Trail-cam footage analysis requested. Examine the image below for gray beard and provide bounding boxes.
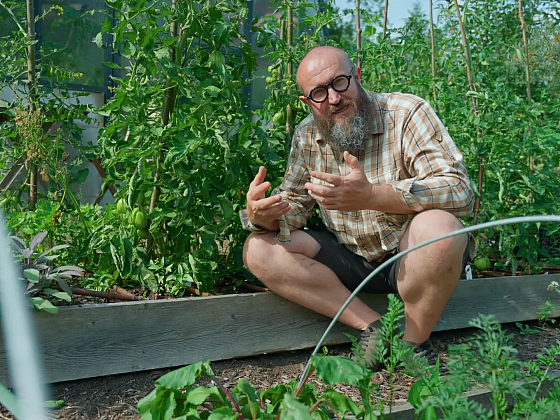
[313,88,375,154]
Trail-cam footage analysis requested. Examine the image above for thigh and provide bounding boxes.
[306,230,397,294]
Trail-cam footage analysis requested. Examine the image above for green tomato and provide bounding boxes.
[474,256,492,271]
[136,193,145,206]
[137,228,150,239]
[0,198,9,207]
[272,111,286,125]
[134,210,149,229]
[268,64,276,73]
[116,198,126,214]
[265,76,276,84]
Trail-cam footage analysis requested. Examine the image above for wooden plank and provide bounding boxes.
[435,274,560,331]
[0,274,559,384]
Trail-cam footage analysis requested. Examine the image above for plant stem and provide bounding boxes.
[382,0,389,40]
[355,0,361,68]
[453,0,482,223]
[211,376,245,419]
[518,0,534,190]
[429,0,437,105]
[518,0,532,103]
[26,0,38,210]
[285,0,294,153]
[148,0,179,252]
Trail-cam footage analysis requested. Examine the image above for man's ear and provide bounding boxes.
[355,66,362,84]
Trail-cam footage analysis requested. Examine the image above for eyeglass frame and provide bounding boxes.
[304,67,355,104]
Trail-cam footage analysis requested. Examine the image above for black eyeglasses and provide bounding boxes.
[305,67,355,103]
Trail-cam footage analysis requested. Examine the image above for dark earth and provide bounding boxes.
[1,318,559,420]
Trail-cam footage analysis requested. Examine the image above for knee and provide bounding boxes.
[242,232,278,275]
[408,210,467,255]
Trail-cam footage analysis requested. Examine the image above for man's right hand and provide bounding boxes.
[246,166,290,231]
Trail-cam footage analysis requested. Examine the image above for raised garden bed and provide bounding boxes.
[1,274,559,384]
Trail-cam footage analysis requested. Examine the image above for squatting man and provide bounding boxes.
[240,46,474,370]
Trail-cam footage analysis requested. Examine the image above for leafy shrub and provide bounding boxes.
[9,230,83,313]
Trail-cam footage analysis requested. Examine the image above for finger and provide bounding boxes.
[250,166,267,188]
[309,171,342,187]
[254,201,290,222]
[265,202,291,218]
[343,151,362,171]
[248,180,271,200]
[308,191,329,206]
[305,182,336,197]
[252,194,284,209]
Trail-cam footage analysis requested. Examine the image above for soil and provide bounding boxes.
[1,319,558,420]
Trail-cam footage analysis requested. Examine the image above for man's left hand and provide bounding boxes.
[305,151,374,211]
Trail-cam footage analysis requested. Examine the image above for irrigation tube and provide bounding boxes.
[298,215,560,387]
[0,213,48,420]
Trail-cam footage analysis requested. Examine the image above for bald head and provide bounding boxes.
[297,46,354,94]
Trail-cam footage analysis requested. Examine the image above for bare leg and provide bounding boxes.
[397,210,467,344]
[243,230,381,330]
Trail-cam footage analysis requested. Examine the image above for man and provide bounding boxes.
[240,46,474,370]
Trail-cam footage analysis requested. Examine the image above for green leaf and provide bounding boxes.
[408,378,433,408]
[312,355,370,386]
[122,238,134,278]
[0,382,22,418]
[208,406,236,419]
[320,389,361,416]
[43,288,71,302]
[138,388,176,420]
[45,400,65,409]
[73,168,89,185]
[219,197,233,219]
[185,386,215,405]
[93,32,104,49]
[202,207,214,224]
[420,405,438,420]
[155,362,213,390]
[31,297,58,314]
[279,394,313,420]
[204,85,221,98]
[24,268,41,283]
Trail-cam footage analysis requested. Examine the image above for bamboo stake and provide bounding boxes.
[429,0,437,105]
[26,0,37,209]
[453,0,482,223]
[148,0,179,252]
[355,0,361,68]
[518,0,532,102]
[382,0,389,41]
[518,0,534,180]
[285,1,294,148]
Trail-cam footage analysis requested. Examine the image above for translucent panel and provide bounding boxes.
[40,0,105,87]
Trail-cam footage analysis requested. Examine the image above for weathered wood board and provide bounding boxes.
[1,274,559,384]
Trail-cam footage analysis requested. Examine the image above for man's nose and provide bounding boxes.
[328,87,342,105]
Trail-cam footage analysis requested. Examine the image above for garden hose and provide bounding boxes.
[0,213,48,420]
[298,215,560,388]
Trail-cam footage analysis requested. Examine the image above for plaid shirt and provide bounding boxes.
[274,92,474,262]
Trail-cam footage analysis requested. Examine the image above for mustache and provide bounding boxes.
[329,99,350,114]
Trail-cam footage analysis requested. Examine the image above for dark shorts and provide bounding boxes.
[307,229,471,294]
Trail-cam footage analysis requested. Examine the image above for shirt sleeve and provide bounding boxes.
[274,130,317,242]
[387,99,474,218]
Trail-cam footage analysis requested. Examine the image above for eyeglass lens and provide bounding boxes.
[311,75,351,102]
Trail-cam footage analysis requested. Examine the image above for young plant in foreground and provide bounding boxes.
[10,230,83,313]
[137,357,375,419]
[410,314,560,419]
